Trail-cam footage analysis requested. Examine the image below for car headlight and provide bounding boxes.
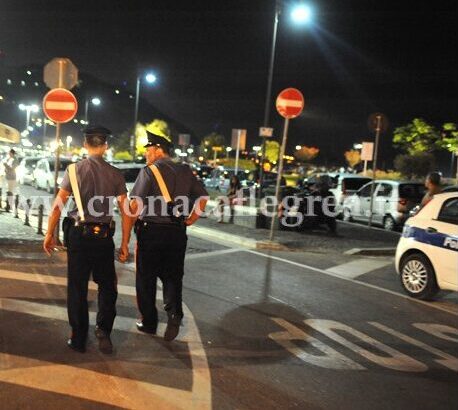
[402,224,411,237]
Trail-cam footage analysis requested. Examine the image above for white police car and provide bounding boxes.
[395,192,458,300]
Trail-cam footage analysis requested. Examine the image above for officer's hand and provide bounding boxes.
[118,244,129,263]
[43,234,56,256]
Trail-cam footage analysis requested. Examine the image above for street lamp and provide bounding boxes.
[260,1,313,194]
[84,96,102,124]
[132,71,157,159]
[18,103,39,131]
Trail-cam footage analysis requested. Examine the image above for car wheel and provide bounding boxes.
[383,215,396,231]
[343,207,352,222]
[399,253,438,300]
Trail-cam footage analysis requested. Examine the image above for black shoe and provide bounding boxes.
[67,338,86,353]
[94,327,113,354]
[136,321,157,335]
[164,317,181,342]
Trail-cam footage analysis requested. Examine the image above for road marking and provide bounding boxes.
[246,250,458,317]
[325,258,393,279]
[0,269,212,409]
[370,322,458,371]
[186,248,243,260]
[269,318,364,370]
[413,323,458,343]
[306,319,427,372]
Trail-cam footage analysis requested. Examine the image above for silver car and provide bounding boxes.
[342,180,426,230]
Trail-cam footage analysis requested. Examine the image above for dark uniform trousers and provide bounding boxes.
[67,225,118,344]
[136,223,187,329]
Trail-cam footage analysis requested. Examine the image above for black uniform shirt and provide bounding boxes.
[130,158,208,223]
[60,155,127,223]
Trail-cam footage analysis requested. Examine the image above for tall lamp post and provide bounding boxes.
[259,1,313,194]
[131,72,157,160]
[84,97,101,124]
[18,103,39,131]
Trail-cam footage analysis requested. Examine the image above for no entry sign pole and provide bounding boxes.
[269,88,304,242]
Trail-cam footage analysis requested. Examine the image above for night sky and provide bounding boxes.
[1,0,457,166]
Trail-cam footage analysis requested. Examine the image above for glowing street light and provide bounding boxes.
[18,103,39,131]
[132,71,158,158]
[295,145,302,150]
[291,4,313,24]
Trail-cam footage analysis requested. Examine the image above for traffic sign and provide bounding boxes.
[259,127,274,137]
[43,88,78,123]
[276,88,304,119]
[44,58,78,90]
[368,113,389,133]
[361,142,374,161]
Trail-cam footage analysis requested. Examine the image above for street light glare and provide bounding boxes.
[18,104,26,111]
[31,105,39,112]
[291,4,312,24]
[145,73,157,84]
[91,97,101,106]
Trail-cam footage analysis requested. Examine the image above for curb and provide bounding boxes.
[187,225,258,249]
[344,247,396,256]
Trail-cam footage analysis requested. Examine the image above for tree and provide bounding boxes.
[264,140,280,163]
[394,153,436,179]
[392,118,440,155]
[344,150,361,168]
[437,122,458,153]
[200,132,225,159]
[294,146,320,162]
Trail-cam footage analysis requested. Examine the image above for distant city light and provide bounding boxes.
[7,79,12,85]
[145,73,157,84]
[20,80,26,86]
[0,95,4,100]
[34,82,39,87]
[353,143,363,150]
[26,70,32,75]
[91,97,101,106]
[27,126,34,131]
[73,119,78,123]
[253,146,261,152]
[226,147,232,152]
[291,4,313,24]
[295,145,302,150]
[115,89,120,94]
[175,148,182,155]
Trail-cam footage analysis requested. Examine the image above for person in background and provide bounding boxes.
[421,172,442,207]
[216,175,242,223]
[3,149,19,194]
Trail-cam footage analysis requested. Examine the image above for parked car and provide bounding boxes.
[342,180,426,230]
[204,167,247,191]
[395,192,458,300]
[191,164,214,182]
[16,157,43,185]
[330,174,372,215]
[242,170,287,197]
[33,158,75,193]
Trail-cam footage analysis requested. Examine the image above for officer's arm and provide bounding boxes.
[43,188,71,255]
[185,196,208,226]
[117,193,133,246]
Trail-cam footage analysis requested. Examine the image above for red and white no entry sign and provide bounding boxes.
[276,88,304,119]
[43,88,78,123]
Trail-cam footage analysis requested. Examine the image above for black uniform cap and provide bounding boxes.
[144,130,172,149]
[83,126,111,146]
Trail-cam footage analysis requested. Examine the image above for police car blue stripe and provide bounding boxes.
[403,226,458,252]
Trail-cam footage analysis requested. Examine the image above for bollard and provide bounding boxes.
[5,191,12,212]
[37,204,44,235]
[14,194,19,218]
[24,199,31,226]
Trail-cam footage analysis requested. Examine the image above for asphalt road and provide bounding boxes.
[1,215,457,410]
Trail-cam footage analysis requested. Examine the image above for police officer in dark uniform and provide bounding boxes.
[125,131,208,341]
[43,126,131,354]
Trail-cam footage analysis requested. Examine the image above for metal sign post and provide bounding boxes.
[234,130,241,175]
[367,113,387,227]
[258,127,273,199]
[231,129,246,175]
[269,118,289,241]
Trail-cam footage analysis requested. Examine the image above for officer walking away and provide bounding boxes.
[43,126,131,354]
[125,131,208,342]
[421,172,442,207]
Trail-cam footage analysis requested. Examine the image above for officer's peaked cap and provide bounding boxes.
[83,126,111,145]
[144,130,172,149]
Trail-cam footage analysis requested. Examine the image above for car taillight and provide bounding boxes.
[399,198,407,206]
